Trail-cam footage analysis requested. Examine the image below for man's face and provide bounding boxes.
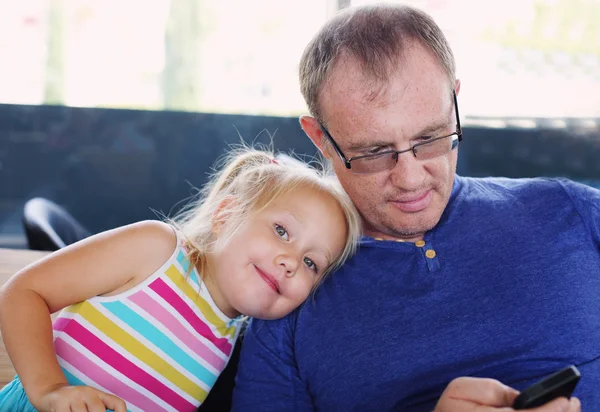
[302,42,459,241]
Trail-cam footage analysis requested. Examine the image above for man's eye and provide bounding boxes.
[418,135,434,142]
[303,257,318,273]
[274,224,289,240]
[367,146,388,154]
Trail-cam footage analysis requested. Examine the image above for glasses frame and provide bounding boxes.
[319,90,463,173]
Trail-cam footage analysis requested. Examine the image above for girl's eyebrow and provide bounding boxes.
[282,209,303,224]
[309,238,334,264]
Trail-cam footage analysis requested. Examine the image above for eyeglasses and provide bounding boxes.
[319,90,463,174]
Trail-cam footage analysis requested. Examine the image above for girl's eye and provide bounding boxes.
[274,224,289,241]
[303,257,318,273]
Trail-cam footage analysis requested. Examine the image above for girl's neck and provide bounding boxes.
[200,257,241,319]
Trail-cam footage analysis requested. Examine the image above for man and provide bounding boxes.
[232,4,596,411]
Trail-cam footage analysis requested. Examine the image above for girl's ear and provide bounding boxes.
[211,197,236,236]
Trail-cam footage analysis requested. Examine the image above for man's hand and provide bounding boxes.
[434,377,580,412]
[34,383,127,412]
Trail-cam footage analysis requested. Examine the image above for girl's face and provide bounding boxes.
[205,185,347,320]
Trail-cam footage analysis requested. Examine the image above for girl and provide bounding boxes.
[0,148,361,412]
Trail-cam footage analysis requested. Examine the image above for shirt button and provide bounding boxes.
[425,249,436,259]
[415,240,426,247]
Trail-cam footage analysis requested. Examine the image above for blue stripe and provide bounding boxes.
[177,250,201,286]
[100,300,217,386]
[177,250,190,272]
[63,368,132,412]
[63,367,87,386]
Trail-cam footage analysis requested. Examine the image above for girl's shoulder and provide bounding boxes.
[95,220,180,296]
[123,219,179,270]
[117,220,178,264]
[128,220,178,250]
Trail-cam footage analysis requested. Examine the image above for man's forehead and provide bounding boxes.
[322,54,395,107]
[321,81,451,141]
[321,55,449,127]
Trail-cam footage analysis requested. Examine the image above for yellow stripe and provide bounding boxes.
[63,302,85,313]
[78,301,207,401]
[165,265,238,338]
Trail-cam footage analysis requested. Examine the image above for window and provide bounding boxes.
[0,0,334,115]
[352,0,600,119]
[1,0,598,118]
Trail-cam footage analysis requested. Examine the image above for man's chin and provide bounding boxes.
[386,215,440,239]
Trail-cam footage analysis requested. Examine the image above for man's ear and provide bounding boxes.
[211,197,235,236]
[299,115,333,160]
[455,78,461,96]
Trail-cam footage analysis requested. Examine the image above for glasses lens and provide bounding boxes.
[351,152,397,174]
[414,134,458,160]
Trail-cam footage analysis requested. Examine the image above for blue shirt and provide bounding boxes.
[232,176,600,411]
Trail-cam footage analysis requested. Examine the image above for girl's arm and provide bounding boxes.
[0,220,177,408]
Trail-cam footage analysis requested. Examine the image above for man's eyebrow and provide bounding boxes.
[414,104,455,137]
[338,103,455,152]
[413,120,449,137]
[346,139,394,152]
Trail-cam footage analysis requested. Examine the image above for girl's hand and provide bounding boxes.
[36,383,127,412]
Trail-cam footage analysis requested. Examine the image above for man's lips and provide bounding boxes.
[389,190,432,213]
[254,265,280,293]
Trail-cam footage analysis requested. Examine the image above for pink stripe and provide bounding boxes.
[55,338,170,412]
[60,320,197,412]
[128,291,226,371]
[149,278,232,355]
[53,316,71,332]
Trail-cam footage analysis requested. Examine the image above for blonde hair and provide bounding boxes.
[170,147,361,285]
[299,3,456,120]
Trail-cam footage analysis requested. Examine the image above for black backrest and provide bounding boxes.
[22,197,91,251]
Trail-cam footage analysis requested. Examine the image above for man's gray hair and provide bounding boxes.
[299,3,456,120]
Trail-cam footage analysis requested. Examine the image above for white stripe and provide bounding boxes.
[64,313,204,407]
[57,337,174,412]
[92,303,211,393]
[172,258,234,325]
[126,293,222,375]
[74,316,204,406]
[172,248,199,284]
[162,272,239,344]
[56,322,196,406]
[59,357,147,412]
[145,286,229,362]
[54,309,77,320]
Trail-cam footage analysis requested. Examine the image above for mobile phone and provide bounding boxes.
[513,365,580,410]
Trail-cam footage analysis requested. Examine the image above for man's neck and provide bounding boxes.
[363,229,425,243]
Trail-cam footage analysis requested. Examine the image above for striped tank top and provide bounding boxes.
[51,233,244,412]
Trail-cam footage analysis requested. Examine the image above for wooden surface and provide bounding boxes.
[0,248,50,387]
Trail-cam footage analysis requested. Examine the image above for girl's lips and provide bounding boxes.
[390,190,432,213]
[254,265,280,293]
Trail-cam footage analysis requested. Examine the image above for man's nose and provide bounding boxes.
[389,152,426,189]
